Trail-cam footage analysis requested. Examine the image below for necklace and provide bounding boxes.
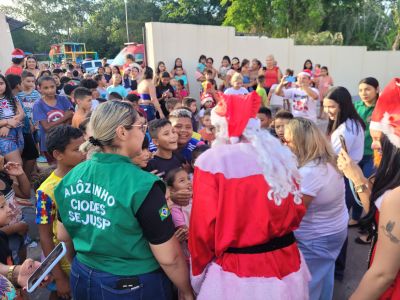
[0,95,5,100]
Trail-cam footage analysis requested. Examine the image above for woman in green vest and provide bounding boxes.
[55,101,193,300]
[350,78,379,235]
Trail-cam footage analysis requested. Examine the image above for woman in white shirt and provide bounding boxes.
[285,117,348,300]
[323,86,366,281]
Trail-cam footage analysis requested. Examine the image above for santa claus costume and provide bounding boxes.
[189,92,310,300]
[363,78,400,299]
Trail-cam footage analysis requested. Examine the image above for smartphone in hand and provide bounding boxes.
[339,135,348,153]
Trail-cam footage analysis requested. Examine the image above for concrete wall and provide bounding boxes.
[145,22,400,98]
[0,12,15,74]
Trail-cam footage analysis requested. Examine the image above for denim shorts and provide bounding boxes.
[0,128,24,156]
[70,257,172,300]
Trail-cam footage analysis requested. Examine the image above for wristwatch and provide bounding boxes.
[355,183,368,193]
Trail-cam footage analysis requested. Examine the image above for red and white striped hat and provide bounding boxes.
[11,48,25,59]
[370,78,400,148]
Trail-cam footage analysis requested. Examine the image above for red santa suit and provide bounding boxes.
[368,78,400,300]
[189,92,310,300]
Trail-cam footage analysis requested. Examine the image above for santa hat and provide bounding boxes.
[370,78,400,148]
[298,70,312,77]
[211,91,301,206]
[214,91,261,139]
[201,93,214,106]
[11,49,25,59]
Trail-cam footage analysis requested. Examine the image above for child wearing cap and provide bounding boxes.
[198,93,215,122]
[5,49,25,76]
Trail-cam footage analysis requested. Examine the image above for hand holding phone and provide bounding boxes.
[286,76,296,83]
[27,242,67,293]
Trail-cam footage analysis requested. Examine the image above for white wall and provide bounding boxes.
[0,12,15,74]
[145,22,400,98]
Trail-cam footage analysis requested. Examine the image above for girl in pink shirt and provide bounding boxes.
[317,66,334,118]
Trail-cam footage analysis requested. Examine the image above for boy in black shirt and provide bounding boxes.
[146,119,185,179]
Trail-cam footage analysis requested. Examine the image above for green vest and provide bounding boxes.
[55,153,161,275]
[354,100,375,156]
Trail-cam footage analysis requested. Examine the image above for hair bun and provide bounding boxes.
[88,136,102,147]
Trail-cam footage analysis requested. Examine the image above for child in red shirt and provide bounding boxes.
[199,109,215,145]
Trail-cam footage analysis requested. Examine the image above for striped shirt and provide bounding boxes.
[0,98,16,120]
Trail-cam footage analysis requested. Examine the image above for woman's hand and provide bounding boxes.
[279,75,288,85]
[17,259,43,288]
[0,127,10,137]
[337,149,365,183]
[4,162,25,177]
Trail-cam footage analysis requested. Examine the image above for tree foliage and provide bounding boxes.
[158,0,227,25]
[223,0,397,49]
[222,0,324,37]
[1,0,400,57]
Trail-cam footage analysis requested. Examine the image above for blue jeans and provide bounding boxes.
[70,257,173,300]
[298,228,347,300]
[347,155,374,220]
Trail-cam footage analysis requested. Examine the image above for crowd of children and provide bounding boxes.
[0,47,400,300]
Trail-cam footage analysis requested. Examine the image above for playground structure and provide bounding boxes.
[49,42,98,63]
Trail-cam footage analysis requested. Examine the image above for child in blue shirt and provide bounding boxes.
[196,55,206,74]
[106,73,128,98]
[32,76,74,163]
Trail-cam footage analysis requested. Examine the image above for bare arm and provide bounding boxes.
[302,194,314,209]
[150,237,193,299]
[15,101,25,123]
[39,223,71,298]
[302,85,319,100]
[275,76,287,97]
[12,172,31,199]
[277,68,283,82]
[39,110,73,132]
[338,149,371,213]
[38,224,67,281]
[149,83,165,118]
[350,188,400,300]
[57,221,76,263]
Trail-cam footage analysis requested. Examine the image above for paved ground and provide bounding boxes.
[333,227,370,299]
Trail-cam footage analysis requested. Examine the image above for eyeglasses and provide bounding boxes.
[130,124,147,133]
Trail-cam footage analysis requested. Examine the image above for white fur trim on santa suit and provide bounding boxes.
[370,112,400,148]
[369,120,381,132]
[191,253,310,300]
[210,110,302,206]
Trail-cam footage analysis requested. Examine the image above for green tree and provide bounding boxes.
[158,0,227,25]
[320,0,394,49]
[74,0,161,57]
[222,0,324,37]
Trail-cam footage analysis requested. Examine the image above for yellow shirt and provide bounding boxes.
[35,172,70,274]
